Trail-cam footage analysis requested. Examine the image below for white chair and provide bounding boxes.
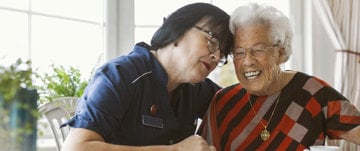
[38,97,78,151]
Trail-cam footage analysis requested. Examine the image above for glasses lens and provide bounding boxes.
[252,45,268,57]
[253,44,266,51]
[207,38,220,53]
[232,44,273,59]
[233,48,246,59]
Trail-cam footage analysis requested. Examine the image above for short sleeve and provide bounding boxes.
[324,88,360,138]
[63,63,133,141]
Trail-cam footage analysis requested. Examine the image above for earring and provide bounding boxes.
[174,42,178,47]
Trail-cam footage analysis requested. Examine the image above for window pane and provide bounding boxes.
[135,0,210,26]
[31,15,103,79]
[32,0,103,22]
[0,0,28,10]
[0,10,28,65]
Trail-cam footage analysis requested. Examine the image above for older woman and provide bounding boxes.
[61,3,233,151]
[201,3,360,151]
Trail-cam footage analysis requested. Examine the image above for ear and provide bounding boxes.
[279,47,285,56]
[277,47,286,63]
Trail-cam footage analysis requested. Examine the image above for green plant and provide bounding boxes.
[0,59,36,103]
[0,58,39,150]
[38,64,89,103]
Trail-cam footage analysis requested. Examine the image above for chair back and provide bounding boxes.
[38,97,78,151]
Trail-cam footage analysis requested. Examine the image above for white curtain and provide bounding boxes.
[313,0,360,150]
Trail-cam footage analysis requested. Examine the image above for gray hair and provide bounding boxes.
[229,3,293,63]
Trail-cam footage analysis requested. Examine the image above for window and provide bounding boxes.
[134,0,289,87]
[0,0,105,80]
[0,0,290,86]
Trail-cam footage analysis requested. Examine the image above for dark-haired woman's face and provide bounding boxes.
[170,20,222,83]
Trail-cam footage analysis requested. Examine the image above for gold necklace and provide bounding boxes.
[248,92,281,141]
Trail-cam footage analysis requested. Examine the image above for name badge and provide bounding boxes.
[142,115,163,128]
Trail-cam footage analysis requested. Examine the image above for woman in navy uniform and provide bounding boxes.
[61,3,233,151]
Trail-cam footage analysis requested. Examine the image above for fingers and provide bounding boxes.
[174,135,215,151]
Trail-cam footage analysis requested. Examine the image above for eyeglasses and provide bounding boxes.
[231,44,279,60]
[193,26,227,66]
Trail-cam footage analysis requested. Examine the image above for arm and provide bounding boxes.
[61,128,216,151]
[340,125,360,145]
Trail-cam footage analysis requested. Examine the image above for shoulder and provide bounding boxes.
[218,83,242,94]
[95,43,154,84]
[197,78,222,90]
[293,72,332,90]
[286,71,331,88]
[213,83,243,102]
[179,78,222,95]
[290,72,347,103]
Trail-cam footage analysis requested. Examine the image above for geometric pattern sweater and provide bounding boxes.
[201,72,360,151]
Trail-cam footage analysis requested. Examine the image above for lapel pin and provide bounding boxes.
[150,104,158,115]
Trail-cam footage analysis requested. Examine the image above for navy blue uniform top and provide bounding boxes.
[63,42,221,146]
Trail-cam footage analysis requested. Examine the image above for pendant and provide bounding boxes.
[260,128,270,141]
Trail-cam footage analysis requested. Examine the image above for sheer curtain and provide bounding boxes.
[313,0,360,150]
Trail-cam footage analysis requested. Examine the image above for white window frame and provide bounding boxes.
[105,0,134,61]
[0,0,106,79]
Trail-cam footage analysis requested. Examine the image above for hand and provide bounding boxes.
[172,135,215,151]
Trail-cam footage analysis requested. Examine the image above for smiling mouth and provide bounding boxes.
[244,71,261,79]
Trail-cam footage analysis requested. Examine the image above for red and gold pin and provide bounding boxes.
[150,104,157,115]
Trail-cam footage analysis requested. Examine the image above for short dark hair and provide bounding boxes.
[150,2,233,56]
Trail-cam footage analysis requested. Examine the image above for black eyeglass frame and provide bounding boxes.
[193,26,227,66]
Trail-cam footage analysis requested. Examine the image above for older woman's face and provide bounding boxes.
[232,25,282,95]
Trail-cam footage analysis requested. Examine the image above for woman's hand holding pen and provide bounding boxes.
[171,135,215,151]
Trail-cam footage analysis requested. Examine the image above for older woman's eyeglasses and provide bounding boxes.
[193,26,227,66]
[231,44,279,60]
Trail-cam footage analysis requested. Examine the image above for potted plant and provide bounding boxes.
[37,64,89,104]
[0,58,39,151]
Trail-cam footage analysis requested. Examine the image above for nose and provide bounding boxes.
[209,51,221,64]
[242,51,256,66]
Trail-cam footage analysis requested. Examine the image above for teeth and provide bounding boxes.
[244,71,261,78]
